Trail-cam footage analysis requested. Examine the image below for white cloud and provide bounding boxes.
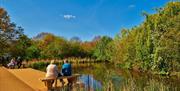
[128,4,136,8]
[63,14,76,20]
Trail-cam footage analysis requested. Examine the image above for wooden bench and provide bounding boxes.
[40,74,80,90]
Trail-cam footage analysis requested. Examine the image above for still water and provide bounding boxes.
[72,63,180,91]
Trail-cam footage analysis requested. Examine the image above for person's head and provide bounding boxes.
[50,60,55,64]
[12,57,15,60]
[64,59,68,63]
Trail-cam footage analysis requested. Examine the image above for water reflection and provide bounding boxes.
[72,63,180,91]
[78,75,102,90]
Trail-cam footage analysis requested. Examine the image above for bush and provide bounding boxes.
[30,61,49,71]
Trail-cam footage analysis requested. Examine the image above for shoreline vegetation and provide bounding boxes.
[0,1,180,79]
[26,58,104,70]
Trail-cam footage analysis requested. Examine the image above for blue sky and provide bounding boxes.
[0,0,169,41]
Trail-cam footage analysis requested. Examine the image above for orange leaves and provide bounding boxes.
[81,41,97,53]
[0,8,11,32]
[43,34,55,45]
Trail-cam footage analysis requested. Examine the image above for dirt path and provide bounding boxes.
[0,67,34,91]
[8,68,47,91]
[0,67,67,91]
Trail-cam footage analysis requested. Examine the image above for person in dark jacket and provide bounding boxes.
[16,57,22,68]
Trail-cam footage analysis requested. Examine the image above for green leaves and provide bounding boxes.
[109,2,180,73]
[0,8,25,58]
[93,36,113,61]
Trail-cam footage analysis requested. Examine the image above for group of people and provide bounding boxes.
[46,59,72,79]
[46,59,72,85]
[7,57,22,69]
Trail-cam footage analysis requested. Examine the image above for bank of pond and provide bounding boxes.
[27,59,180,91]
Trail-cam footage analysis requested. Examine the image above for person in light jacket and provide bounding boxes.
[46,60,59,79]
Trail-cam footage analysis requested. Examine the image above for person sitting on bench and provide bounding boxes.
[46,60,59,79]
[43,60,59,89]
[57,59,72,86]
[7,58,16,69]
[61,59,72,76]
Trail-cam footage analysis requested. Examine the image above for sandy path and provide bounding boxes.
[8,68,47,91]
[0,67,34,91]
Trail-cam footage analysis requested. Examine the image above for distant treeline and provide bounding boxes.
[0,2,180,74]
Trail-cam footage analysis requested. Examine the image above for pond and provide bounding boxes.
[33,62,180,91]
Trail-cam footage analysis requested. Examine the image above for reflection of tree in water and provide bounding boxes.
[74,63,123,90]
[78,75,102,91]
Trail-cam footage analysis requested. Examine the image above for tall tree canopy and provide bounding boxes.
[0,8,24,57]
[109,2,180,74]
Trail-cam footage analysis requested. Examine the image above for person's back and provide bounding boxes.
[46,60,59,78]
[62,60,71,76]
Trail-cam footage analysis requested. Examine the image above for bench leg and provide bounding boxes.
[46,81,54,90]
[63,78,69,86]
[54,79,57,87]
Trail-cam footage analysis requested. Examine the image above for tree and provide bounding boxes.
[109,2,180,73]
[39,34,70,59]
[9,34,31,59]
[25,44,40,60]
[93,36,113,61]
[81,41,97,57]
[0,8,24,57]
